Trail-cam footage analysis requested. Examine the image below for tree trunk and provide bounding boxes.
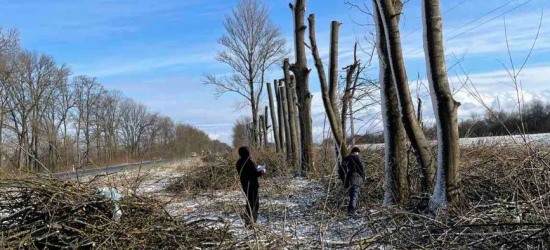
[349,55,361,147]
[422,0,461,213]
[251,90,259,148]
[275,79,286,154]
[263,107,269,148]
[0,110,3,169]
[290,0,314,175]
[267,81,281,152]
[341,44,359,147]
[284,60,300,166]
[374,0,410,207]
[259,115,264,147]
[279,79,292,161]
[376,0,435,191]
[308,15,347,158]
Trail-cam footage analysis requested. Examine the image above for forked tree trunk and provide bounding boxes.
[290,0,314,175]
[422,0,461,213]
[376,0,435,192]
[267,81,281,152]
[279,79,292,162]
[284,60,300,166]
[373,0,410,207]
[308,15,348,158]
[342,43,359,146]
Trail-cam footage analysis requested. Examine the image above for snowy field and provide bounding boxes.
[357,133,550,150]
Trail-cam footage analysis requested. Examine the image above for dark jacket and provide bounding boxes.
[338,154,366,188]
[236,148,263,190]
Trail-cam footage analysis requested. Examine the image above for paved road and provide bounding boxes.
[52,159,171,179]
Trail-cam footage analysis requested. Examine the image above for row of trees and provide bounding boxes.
[352,99,550,144]
[457,100,550,138]
[213,0,459,213]
[0,27,227,174]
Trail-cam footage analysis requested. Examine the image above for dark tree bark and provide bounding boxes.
[373,0,410,207]
[290,0,314,175]
[283,59,300,166]
[376,0,435,192]
[422,0,461,213]
[267,81,281,152]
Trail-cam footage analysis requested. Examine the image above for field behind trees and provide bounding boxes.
[2,0,550,249]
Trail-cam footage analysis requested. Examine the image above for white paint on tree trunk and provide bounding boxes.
[423,0,447,212]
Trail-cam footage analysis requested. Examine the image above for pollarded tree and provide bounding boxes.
[422,0,461,213]
[290,0,314,175]
[266,81,280,152]
[373,0,410,207]
[376,0,435,192]
[204,0,287,147]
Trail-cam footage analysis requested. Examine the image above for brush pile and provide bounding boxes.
[358,145,550,249]
[165,153,239,194]
[0,177,233,249]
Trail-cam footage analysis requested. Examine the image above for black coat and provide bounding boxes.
[236,156,263,190]
[338,154,366,188]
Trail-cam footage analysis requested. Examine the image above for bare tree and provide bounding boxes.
[0,26,19,169]
[376,0,435,192]
[283,61,300,166]
[204,0,287,147]
[290,0,314,175]
[341,43,361,146]
[74,76,103,166]
[422,0,461,213]
[279,79,292,160]
[373,0,410,207]
[267,81,281,152]
[309,15,348,158]
[274,79,286,154]
[118,98,157,158]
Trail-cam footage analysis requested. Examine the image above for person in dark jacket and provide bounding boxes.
[236,146,266,226]
[338,147,366,216]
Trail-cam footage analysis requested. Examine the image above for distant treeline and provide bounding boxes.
[350,99,550,144]
[0,27,228,173]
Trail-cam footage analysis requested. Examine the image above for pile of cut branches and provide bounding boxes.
[166,153,239,194]
[0,177,234,249]
[361,207,550,249]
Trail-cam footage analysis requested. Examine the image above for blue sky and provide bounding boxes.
[1,0,549,144]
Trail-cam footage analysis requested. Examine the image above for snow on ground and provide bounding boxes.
[97,159,382,248]
[357,133,550,150]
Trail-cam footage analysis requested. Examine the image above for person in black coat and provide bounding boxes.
[338,147,366,216]
[236,146,266,225]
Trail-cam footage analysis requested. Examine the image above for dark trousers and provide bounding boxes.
[243,185,259,224]
[348,185,360,215]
